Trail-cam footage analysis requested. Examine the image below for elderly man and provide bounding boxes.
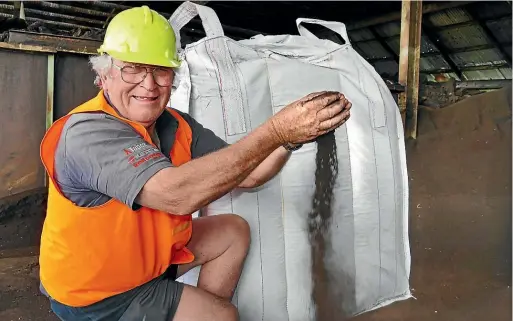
[39,5,351,321]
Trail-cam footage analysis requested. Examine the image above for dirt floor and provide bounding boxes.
[0,88,511,321]
[0,191,54,321]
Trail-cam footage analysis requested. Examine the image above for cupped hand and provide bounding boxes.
[269,91,352,144]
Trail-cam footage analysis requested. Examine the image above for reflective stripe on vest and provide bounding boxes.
[39,90,194,307]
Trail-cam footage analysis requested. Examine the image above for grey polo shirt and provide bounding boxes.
[53,100,227,210]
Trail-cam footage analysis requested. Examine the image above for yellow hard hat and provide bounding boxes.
[98,5,180,68]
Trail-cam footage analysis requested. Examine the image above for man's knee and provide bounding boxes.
[204,298,239,321]
[222,302,239,321]
[224,214,251,249]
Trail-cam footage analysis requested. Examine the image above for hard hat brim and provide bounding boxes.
[98,48,181,68]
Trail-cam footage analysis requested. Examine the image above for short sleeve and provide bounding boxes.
[57,113,172,209]
[175,110,229,159]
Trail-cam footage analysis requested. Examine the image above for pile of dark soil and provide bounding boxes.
[356,87,512,321]
[0,190,46,256]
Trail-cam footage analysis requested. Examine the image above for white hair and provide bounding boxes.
[89,54,112,87]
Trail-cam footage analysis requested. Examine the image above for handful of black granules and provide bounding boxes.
[308,130,345,321]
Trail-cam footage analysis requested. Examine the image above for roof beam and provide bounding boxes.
[7,30,101,53]
[423,42,513,56]
[0,11,105,33]
[2,1,260,41]
[347,1,473,31]
[366,42,513,63]
[421,62,510,74]
[35,2,111,18]
[0,4,105,26]
[88,1,264,38]
[82,1,132,11]
[455,79,511,90]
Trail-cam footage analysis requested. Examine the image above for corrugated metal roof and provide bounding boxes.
[427,7,472,27]
[446,72,461,80]
[505,46,512,59]
[348,28,374,42]
[0,1,510,82]
[462,69,510,81]
[451,49,507,67]
[499,68,513,80]
[420,36,441,54]
[384,37,400,55]
[352,44,366,57]
[486,19,512,43]
[354,40,392,59]
[372,60,399,78]
[376,21,401,37]
[419,56,451,71]
[438,25,490,49]
[347,1,512,82]
[469,1,511,20]
[384,35,440,56]
[363,2,511,81]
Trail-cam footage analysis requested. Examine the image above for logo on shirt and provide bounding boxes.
[124,143,162,168]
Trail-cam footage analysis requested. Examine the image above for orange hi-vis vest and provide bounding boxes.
[39,91,195,307]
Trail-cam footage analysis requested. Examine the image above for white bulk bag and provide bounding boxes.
[170,2,411,319]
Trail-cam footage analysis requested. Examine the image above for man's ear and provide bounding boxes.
[99,73,110,91]
[94,75,102,88]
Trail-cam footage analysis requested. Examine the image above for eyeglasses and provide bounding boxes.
[112,63,173,87]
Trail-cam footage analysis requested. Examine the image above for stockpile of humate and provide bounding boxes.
[353,87,512,321]
[172,2,411,320]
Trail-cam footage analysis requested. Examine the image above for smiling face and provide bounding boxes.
[101,58,174,127]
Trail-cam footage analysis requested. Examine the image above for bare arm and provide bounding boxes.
[136,91,350,215]
[136,121,282,215]
[238,146,291,188]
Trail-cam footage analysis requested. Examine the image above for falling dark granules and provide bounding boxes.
[308,130,345,321]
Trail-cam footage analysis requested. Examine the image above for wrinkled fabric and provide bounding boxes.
[170,2,411,320]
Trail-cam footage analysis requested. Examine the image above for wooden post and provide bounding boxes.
[398,0,423,139]
[45,54,54,187]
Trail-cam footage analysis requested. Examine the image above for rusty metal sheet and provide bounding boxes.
[54,53,99,120]
[0,42,57,54]
[8,30,100,55]
[0,50,48,199]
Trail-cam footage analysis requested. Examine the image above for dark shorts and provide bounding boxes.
[43,265,184,321]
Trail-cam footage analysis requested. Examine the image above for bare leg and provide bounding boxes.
[172,285,239,321]
[177,214,250,299]
[172,214,250,321]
